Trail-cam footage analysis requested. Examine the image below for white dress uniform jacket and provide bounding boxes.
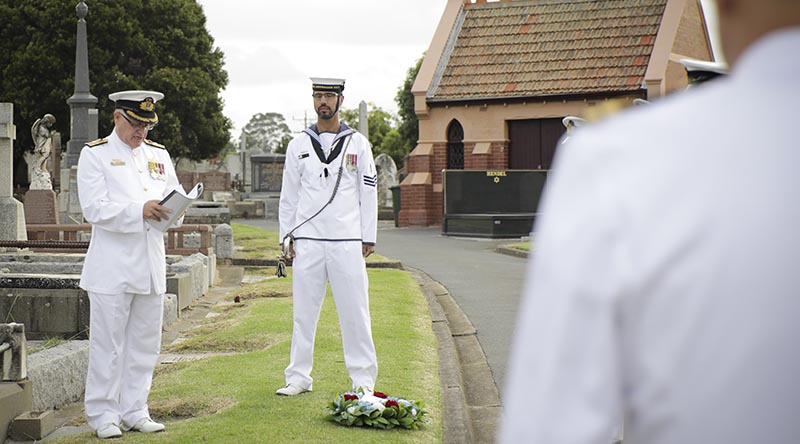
[279,124,377,244]
[501,29,800,444]
[78,130,182,295]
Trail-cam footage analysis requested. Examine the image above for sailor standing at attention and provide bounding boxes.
[77,90,182,439]
[277,77,379,396]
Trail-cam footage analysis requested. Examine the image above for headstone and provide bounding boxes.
[88,108,98,140]
[374,153,399,209]
[52,132,62,190]
[24,190,59,224]
[358,101,369,140]
[66,166,83,223]
[212,191,235,202]
[214,223,234,259]
[58,166,71,221]
[0,103,27,241]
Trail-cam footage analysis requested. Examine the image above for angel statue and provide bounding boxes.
[30,113,56,190]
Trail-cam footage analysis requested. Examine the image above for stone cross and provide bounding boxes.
[0,103,27,240]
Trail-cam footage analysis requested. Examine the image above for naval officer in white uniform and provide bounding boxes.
[500,1,800,443]
[78,90,180,438]
[277,77,379,396]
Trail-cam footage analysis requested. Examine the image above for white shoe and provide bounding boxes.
[276,383,311,396]
[128,417,165,433]
[96,423,122,439]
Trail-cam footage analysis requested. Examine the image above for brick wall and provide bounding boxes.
[400,140,513,226]
[178,171,231,195]
[432,143,447,184]
[492,142,509,169]
[399,183,440,226]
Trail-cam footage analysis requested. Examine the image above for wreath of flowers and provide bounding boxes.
[325,388,428,430]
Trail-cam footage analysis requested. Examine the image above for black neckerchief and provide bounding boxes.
[302,123,355,165]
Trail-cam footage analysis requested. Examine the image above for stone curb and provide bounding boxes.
[494,246,529,259]
[405,266,501,444]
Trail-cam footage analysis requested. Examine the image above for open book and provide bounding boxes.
[146,182,204,232]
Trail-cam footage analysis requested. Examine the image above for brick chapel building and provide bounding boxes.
[398,0,715,227]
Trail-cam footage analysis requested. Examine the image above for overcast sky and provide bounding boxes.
[197,0,720,137]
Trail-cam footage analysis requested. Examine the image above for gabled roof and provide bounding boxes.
[428,0,669,101]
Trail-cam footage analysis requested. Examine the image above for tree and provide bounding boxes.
[339,103,405,165]
[379,129,407,164]
[395,56,423,158]
[242,112,292,153]
[339,108,359,131]
[274,133,293,155]
[0,0,231,185]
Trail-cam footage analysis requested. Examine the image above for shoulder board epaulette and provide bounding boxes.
[144,139,166,149]
[85,138,108,147]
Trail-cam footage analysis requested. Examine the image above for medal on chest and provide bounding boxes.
[148,159,166,181]
[345,153,358,172]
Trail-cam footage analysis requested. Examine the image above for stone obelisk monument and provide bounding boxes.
[61,1,98,223]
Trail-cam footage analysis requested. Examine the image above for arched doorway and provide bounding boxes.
[446,119,464,170]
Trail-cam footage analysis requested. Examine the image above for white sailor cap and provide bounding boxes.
[109,90,164,124]
[310,77,345,93]
[679,59,728,84]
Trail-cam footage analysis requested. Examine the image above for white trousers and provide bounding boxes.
[85,290,163,430]
[285,239,378,390]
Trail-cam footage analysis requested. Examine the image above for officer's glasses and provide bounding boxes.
[312,92,338,100]
[121,113,156,131]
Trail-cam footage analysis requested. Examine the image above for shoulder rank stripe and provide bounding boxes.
[86,138,108,147]
[144,139,166,149]
[363,174,377,187]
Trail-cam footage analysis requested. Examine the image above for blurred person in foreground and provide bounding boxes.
[500,1,800,443]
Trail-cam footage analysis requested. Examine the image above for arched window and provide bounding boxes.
[446,120,464,170]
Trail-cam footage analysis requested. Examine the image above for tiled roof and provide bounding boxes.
[429,0,669,101]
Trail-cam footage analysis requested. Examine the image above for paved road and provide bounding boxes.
[236,218,528,396]
[374,224,527,396]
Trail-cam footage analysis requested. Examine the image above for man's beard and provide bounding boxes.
[317,106,335,120]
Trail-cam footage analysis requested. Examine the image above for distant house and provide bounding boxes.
[399,0,715,227]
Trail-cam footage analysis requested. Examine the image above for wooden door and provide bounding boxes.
[508,118,565,169]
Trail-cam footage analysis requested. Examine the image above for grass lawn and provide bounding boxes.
[231,222,281,259]
[51,225,441,444]
[504,241,530,252]
[232,222,394,264]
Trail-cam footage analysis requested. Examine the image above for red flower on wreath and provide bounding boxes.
[385,399,399,408]
[373,391,388,399]
[344,394,359,401]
